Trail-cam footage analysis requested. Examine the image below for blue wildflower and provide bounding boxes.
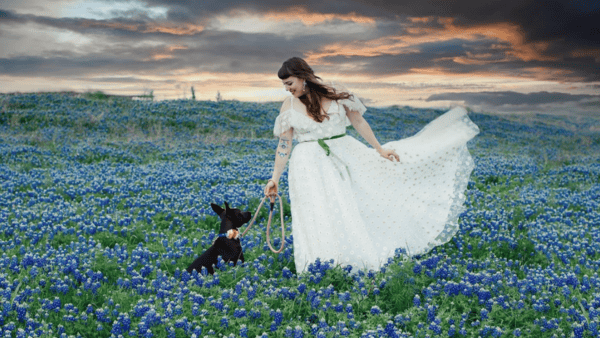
[370,305,381,315]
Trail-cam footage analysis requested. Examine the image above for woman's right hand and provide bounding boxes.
[264,179,278,202]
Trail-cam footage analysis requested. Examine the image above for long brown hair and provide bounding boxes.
[278,57,353,123]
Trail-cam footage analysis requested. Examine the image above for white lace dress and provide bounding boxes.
[273,83,480,274]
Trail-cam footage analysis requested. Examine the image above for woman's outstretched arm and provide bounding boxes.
[346,109,382,151]
[346,109,399,162]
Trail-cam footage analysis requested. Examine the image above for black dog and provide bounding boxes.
[186,201,252,275]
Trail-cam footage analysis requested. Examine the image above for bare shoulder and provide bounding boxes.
[290,96,308,112]
[280,96,293,112]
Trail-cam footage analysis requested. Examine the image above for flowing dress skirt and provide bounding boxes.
[287,107,479,273]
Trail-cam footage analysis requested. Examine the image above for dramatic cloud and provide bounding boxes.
[141,0,600,59]
[0,9,205,36]
[0,0,598,112]
[427,91,600,106]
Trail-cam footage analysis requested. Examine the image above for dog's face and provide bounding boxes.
[211,201,252,234]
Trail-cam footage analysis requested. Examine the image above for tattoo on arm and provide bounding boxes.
[277,135,291,158]
[278,137,290,150]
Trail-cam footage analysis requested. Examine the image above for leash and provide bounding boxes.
[240,194,286,254]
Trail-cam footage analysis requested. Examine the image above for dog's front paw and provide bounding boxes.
[226,229,240,239]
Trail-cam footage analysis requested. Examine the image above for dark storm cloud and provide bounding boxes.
[141,0,374,21]
[317,37,512,75]
[1,0,598,106]
[0,28,338,77]
[0,9,204,38]
[354,0,600,52]
[143,0,599,48]
[141,0,599,81]
[426,91,600,106]
[0,8,380,77]
[0,55,152,76]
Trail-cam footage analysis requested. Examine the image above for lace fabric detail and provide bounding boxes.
[329,81,367,127]
[273,108,292,138]
[273,81,367,140]
[273,95,348,142]
[411,144,475,256]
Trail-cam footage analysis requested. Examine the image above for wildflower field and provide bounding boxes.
[1,92,599,338]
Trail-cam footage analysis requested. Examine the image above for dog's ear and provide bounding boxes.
[224,201,230,213]
[211,203,224,215]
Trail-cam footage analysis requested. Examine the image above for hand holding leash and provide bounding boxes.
[242,183,285,254]
[265,179,278,204]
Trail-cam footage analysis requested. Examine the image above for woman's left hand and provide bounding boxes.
[378,148,400,162]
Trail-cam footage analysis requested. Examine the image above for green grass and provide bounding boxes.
[83,91,109,100]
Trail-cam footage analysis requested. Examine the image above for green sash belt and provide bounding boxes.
[303,133,352,181]
[316,133,346,155]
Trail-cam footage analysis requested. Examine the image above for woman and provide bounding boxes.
[264,57,479,274]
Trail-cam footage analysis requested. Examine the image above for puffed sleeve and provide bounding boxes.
[331,81,367,127]
[273,97,293,138]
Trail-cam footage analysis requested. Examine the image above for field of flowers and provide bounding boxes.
[0,92,599,338]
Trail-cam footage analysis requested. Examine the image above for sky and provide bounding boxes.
[1,0,599,115]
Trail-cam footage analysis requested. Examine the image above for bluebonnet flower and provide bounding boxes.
[249,309,261,319]
[271,309,283,325]
[165,326,176,338]
[220,316,229,328]
[318,318,328,330]
[297,283,307,294]
[448,324,456,336]
[247,287,257,300]
[15,303,27,322]
[294,325,304,338]
[234,308,247,318]
[427,305,437,323]
[572,323,584,338]
[413,295,421,307]
[193,325,202,336]
[384,321,395,336]
[480,308,489,320]
[370,305,381,315]
[429,319,442,335]
[413,263,422,274]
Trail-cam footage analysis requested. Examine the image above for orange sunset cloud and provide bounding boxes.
[261,6,376,25]
[77,18,204,35]
[147,45,189,61]
[307,17,559,66]
[1,0,597,113]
